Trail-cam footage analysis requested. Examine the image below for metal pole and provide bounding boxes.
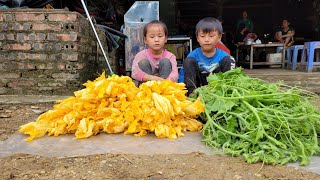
[80,0,114,75]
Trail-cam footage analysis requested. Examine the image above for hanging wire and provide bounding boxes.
[80,0,114,75]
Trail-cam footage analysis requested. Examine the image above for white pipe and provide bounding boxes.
[80,0,114,75]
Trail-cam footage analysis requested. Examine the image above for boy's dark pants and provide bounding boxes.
[183,56,235,95]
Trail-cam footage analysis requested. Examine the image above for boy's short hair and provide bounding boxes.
[143,20,168,37]
[195,17,223,35]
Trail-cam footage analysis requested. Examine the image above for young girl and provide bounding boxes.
[131,20,178,85]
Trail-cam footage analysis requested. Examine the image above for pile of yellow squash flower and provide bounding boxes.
[19,72,205,141]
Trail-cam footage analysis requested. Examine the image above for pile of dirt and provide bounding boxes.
[1,153,319,180]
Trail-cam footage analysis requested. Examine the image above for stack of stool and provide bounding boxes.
[276,46,293,69]
[300,41,320,72]
[286,45,304,70]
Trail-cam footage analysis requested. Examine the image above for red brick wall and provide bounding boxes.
[0,9,115,95]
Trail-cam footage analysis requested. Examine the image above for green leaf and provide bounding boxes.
[197,67,320,165]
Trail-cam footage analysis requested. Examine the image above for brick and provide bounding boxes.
[28,33,46,41]
[38,33,47,41]
[90,40,97,46]
[75,63,85,70]
[0,33,4,40]
[48,13,77,22]
[66,63,85,70]
[57,33,78,41]
[79,37,89,44]
[54,43,63,51]
[17,33,28,42]
[32,23,62,31]
[6,33,15,40]
[0,79,10,84]
[16,62,36,70]
[8,80,36,88]
[3,44,11,50]
[56,63,66,70]
[21,71,52,78]
[66,80,81,88]
[23,23,32,30]
[1,24,8,31]
[34,43,62,51]
[89,55,95,61]
[31,54,47,60]
[0,63,5,71]
[38,87,54,91]
[14,43,32,50]
[71,44,79,50]
[0,87,8,94]
[32,43,42,51]
[38,81,65,87]
[36,63,53,69]
[4,43,32,51]
[62,23,78,31]
[22,88,40,95]
[62,53,79,61]
[52,73,79,79]
[0,52,16,61]
[48,54,62,60]
[0,12,114,96]
[18,53,27,60]
[14,23,24,31]
[15,13,45,21]
[18,53,47,60]
[47,33,57,41]
[62,43,78,51]
[4,14,14,21]
[28,33,36,41]
[0,72,21,79]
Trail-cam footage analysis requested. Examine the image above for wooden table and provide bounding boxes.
[235,43,286,69]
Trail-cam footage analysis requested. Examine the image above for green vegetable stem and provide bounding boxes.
[195,68,320,165]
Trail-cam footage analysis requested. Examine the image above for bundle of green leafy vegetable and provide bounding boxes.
[192,68,320,165]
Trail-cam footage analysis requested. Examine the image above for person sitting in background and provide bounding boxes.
[233,23,258,62]
[274,19,295,47]
[234,23,257,46]
[236,10,254,34]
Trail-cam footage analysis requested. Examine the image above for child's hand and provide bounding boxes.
[153,76,165,81]
[143,74,165,82]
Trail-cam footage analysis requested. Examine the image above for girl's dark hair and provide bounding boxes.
[195,17,223,35]
[143,20,168,37]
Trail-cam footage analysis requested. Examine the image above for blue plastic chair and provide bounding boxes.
[300,41,320,72]
[287,45,304,70]
[276,46,291,68]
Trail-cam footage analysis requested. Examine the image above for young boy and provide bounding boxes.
[178,17,235,96]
